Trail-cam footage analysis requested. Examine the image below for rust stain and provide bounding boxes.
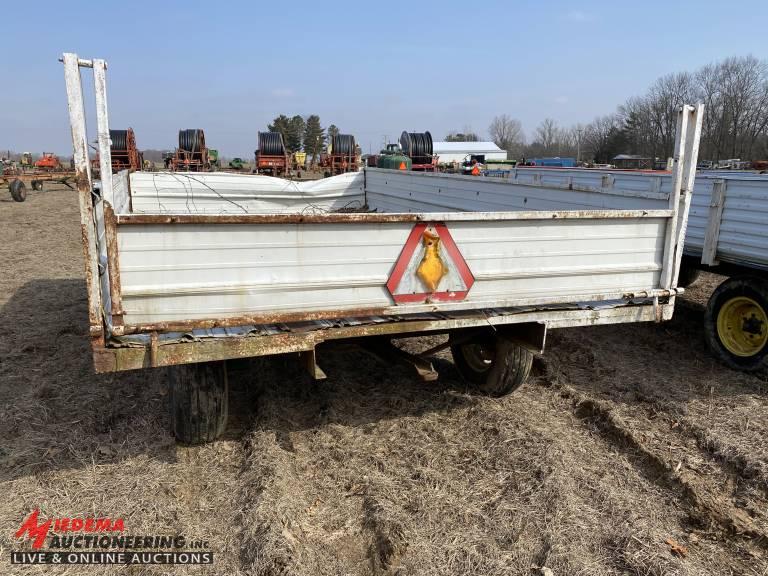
[113,290,677,337]
[149,331,159,367]
[114,305,402,336]
[103,201,124,317]
[94,302,666,373]
[117,213,427,225]
[114,209,668,226]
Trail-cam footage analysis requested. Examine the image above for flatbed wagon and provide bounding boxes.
[506,166,768,371]
[62,53,703,444]
[2,171,75,202]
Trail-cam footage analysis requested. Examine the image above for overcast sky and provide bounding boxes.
[2,0,767,157]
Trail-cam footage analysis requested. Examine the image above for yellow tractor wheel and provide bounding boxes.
[705,276,768,371]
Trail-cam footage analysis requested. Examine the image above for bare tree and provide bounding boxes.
[535,118,559,151]
[582,114,624,163]
[516,55,768,164]
[489,115,524,156]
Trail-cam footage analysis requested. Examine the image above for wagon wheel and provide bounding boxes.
[704,276,768,371]
[450,331,533,396]
[677,255,701,288]
[9,179,27,202]
[32,180,44,191]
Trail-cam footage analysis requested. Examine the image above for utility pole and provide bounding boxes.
[576,128,583,165]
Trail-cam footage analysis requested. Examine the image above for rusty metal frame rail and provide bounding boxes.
[114,209,672,225]
[110,287,681,337]
[95,301,674,372]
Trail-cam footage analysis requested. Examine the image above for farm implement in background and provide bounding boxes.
[1,168,75,202]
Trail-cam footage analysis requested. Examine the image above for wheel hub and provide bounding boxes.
[461,342,495,373]
[717,296,768,357]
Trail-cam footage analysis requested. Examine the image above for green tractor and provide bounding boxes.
[208,149,220,170]
[229,157,244,170]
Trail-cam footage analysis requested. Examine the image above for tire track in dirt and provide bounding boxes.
[230,340,764,575]
[535,337,768,562]
[234,355,407,575]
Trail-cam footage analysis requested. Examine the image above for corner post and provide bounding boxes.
[62,52,103,344]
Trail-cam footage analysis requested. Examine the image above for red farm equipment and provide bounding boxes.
[320,133,359,176]
[34,152,62,171]
[255,132,288,176]
[171,129,209,171]
[400,131,438,172]
[109,128,142,172]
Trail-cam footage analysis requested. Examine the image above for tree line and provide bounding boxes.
[266,115,340,161]
[484,55,768,164]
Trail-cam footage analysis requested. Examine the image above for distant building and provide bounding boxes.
[433,141,507,164]
[613,154,652,170]
[527,157,576,168]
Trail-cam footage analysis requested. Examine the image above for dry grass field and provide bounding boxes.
[1,185,767,575]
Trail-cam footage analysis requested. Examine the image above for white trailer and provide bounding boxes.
[62,53,703,443]
[504,167,768,370]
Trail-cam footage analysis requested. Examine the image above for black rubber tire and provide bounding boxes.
[10,179,26,202]
[677,256,701,288]
[704,276,768,371]
[450,332,533,396]
[169,361,229,444]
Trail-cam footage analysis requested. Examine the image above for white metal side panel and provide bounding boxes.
[116,217,668,324]
[511,168,674,197]
[128,171,365,214]
[364,169,667,214]
[117,222,411,323]
[112,170,131,213]
[710,178,768,268]
[683,177,715,254]
[449,219,666,301]
[507,168,768,270]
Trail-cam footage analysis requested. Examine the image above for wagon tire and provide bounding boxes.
[32,179,44,191]
[450,332,533,396]
[677,256,701,288]
[704,276,768,371]
[10,179,26,202]
[169,361,228,444]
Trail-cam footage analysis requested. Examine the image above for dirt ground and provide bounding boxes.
[1,185,767,575]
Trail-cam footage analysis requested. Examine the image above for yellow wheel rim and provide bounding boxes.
[717,296,768,357]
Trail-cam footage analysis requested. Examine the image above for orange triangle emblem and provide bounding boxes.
[471,165,480,175]
[399,162,406,170]
[386,222,475,304]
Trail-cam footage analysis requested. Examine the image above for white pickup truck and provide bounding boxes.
[62,53,703,443]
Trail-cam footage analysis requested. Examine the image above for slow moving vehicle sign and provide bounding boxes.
[386,222,474,304]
